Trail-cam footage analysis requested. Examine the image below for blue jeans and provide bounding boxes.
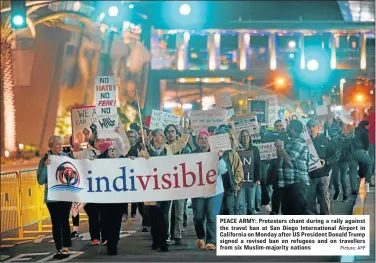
[369,144,375,176]
[234,185,257,215]
[191,193,223,245]
[349,149,373,190]
[331,162,349,195]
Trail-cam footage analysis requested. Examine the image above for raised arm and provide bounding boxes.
[165,134,189,155]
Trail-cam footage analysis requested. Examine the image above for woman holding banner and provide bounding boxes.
[190,130,227,251]
[139,128,189,252]
[97,141,127,255]
[37,136,72,260]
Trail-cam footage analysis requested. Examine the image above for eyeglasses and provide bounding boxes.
[108,148,116,152]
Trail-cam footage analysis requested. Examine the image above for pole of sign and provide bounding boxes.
[135,87,145,146]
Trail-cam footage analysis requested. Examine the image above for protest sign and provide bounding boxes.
[226,108,235,120]
[71,106,97,145]
[71,202,86,217]
[237,150,254,182]
[95,76,119,139]
[47,152,219,203]
[215,93,232,108]
[282,112,322,172]
[231,115,259,137]
[209,134,232,152]
[149,110,181,130]
[190,109,227,133]
[257,95,278,124]
[249,100,267,123]
[256,142,277,161]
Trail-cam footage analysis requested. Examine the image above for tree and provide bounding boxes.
[1,2,97,153]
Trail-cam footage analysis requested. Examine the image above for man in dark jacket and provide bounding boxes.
[267,120,290,215]
[349,120,374,190]
[306,119,337,215]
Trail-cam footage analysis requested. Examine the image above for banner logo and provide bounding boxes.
[49,162,82,193]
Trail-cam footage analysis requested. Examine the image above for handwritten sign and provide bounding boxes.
[95,76,119,139]
[95,76,117,117]
[231,115,260,137]
[256,142,277,161]
[190,109,227,133]
[209,133,232,152]
[283,112,322,172]
[215,93,232,108]
[71,106,97,145]
[149,110,181,130]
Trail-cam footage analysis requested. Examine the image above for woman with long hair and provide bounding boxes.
[236,129,261,215]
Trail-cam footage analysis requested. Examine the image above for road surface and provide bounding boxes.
[0,188,356,262]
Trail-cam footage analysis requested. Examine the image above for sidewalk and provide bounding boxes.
[354,176,375,263]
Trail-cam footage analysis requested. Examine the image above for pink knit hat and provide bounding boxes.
[196,130,210,144]
[99,141,113,153]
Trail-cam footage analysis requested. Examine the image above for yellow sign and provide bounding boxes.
[172,107,184,117]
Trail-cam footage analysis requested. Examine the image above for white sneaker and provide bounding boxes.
[263,204,272,212]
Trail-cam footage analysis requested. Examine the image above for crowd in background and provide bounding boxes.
[37,105,375,259]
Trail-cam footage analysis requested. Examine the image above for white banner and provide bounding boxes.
[149,110,181,130]
[95,76,119,139]
[190,109,227,133]
[47,153,219,203]
[282,113,322,172]
[231,115,259,137]
[71,106,97,145]
[209,134,232,153]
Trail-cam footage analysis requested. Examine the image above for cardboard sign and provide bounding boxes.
[231,115,260,137]
[190,109,227,133]
[215,93,232,108]
[256,142,277,161]
[209,133,232,153]
[71,106,97,145]
[95,76,119,139]
[149,110,181,130]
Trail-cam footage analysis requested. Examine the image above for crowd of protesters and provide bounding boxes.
[37,107,375,259]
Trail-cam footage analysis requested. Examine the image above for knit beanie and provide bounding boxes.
[196,130,210,144]
[99,141,112,154]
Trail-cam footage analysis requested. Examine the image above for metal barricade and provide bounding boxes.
[1,168,88,242]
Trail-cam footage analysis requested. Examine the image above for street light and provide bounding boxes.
[12,15,24,27]
[108,6,119,17]
[276,78,285,86]
[307,59,319,71]
[179,4,191,16]
[356,94,364,102]
[288,41,296,48]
